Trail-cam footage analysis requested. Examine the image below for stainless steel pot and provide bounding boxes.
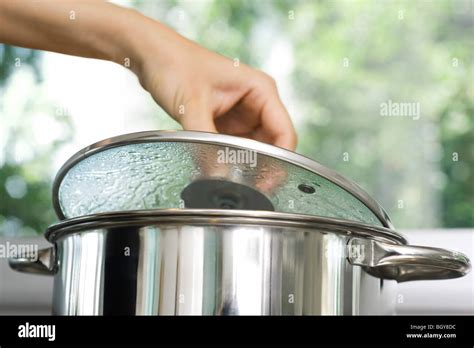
[10,210,470,315]
[8,131,471,315]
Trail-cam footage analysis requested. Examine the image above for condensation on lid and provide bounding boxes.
[57,140,385,227]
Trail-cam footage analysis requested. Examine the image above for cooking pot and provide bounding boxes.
[9,131,471,315]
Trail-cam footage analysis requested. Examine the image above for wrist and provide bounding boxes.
[111,9,178,85]
[107,8,147,74]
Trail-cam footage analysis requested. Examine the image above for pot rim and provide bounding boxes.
[52,130,394,229]
[45,209,406,244]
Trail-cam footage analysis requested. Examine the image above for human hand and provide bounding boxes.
[127,20,297,150]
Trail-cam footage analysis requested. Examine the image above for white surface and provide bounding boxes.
[0,229,472,315]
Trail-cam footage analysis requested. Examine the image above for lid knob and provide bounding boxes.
[181,179,275,211]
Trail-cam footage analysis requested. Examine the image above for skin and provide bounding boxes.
[0,0,297,150]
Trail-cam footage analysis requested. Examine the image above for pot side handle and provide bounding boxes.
[347,238,471,282]
[8,246,57,276]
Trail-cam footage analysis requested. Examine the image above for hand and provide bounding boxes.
[127,20,297,150]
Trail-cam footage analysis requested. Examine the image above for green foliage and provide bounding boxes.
[439,82,474,227]
[0,45,41,84]
[0,164,55,236]
[0,45,72,236]
[277,0,473,228]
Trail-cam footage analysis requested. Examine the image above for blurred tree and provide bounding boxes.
[0,45,41,84]
[275,0,473,228]
[439,82,474,227]
[0,45,72,236]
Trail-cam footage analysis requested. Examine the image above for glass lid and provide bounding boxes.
[53,130,392,228]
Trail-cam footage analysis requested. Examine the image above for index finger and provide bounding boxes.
[260,91,297,150]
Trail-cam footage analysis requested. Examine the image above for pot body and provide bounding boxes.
[51,223,396,315]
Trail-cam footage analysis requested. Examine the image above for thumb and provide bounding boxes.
[177,100,217,133]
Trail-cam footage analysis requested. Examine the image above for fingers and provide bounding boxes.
[214,109,254,135]
[260,87,297,151]
[169,72,296,150]
[177,99,218,133]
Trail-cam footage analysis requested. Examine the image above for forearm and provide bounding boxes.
[0,0,174,75]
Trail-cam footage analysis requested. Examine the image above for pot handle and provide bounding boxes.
[347,238,471,282]
[8,246,57,276]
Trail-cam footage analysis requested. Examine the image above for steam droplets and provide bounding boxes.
[58,142,381,226]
